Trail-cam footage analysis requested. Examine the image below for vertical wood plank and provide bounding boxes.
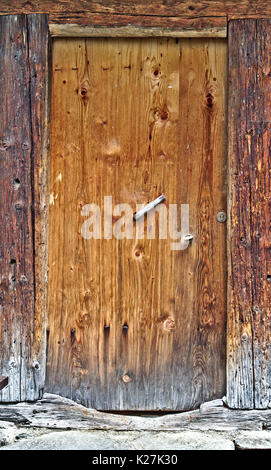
[28,14,50,402]
[0,14,49,402]
[227,19,271,409]
[176,38,227,410]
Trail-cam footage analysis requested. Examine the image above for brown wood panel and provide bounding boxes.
[0,14,49,402]
[227,19,271,409]
[48,15,226,31]
[0,1,270,20]
[47,37,227,410]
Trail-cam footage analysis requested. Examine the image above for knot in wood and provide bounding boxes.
[163,317,176,332]
[122,374,132,383]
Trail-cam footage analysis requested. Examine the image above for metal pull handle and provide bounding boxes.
[133,195,166,221]
[183,234,194,242]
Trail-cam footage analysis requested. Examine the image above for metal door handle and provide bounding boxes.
[133,195,166,221]
[183,234,194,242]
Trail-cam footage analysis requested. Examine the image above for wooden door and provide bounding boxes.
[46,37,227,410]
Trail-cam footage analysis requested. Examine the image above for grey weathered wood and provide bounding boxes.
[49,23,227,38]
[227,19,271,409]
[0,394,271,432]
[235,431,271,450]
[0,14,49,402]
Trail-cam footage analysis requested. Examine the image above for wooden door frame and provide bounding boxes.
[0,4,270,409]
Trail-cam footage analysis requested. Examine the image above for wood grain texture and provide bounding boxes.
[48,14,227,31]
[28,14,50,403]
[227,19,271,409]
[47,37,227,410]
[0,14,49,402]
[49,22,227,38]
[0,1,270,19]
[1,394,271,432]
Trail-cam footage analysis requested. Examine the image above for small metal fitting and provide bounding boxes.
[216,211,227,223]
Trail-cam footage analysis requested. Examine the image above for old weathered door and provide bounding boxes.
[46,37,227,410]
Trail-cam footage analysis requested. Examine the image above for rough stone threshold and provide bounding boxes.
[0,394,271,450]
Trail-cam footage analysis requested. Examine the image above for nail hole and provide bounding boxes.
[10,259,16,265]
[104,324,110,338]
[70,328,76,345]
[122,323,128,336]
[267,274,271,282]
[14,178,20,189]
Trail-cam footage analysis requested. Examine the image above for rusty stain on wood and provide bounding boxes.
[46,37,227,410]
[227,19,271,409]
[0,14,49,402]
